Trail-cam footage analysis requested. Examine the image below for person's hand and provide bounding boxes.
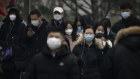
[27,30,35,37]
[106,40,112,48]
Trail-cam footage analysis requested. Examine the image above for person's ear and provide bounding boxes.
[61,13,64,17]
[130,9,133,14]
[39,16,42,22]
[120,9,123,13]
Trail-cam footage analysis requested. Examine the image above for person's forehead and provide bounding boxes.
[97,25,104,29]
[49,32,62,36]
[121,8,131,11]
[85,28,94,32]
[53,11,61,14]
[67,24,72,28]
[30,14,39,19]
[77,21,81,25]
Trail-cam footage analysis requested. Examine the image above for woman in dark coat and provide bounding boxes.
[73,26,102,79]
[0,7,26,79]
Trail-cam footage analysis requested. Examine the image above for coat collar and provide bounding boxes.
[42,45,69,60]
[114,26,140,45]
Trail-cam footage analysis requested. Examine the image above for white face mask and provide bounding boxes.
[65,29,73,35]
[96,31,104,34]
[31,20,40,27]
[9,14,16,21]
[47,37,62,50]
[121,12,130,19]
[53,14,62,20]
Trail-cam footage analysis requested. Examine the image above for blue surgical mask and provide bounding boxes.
[77,26,82,32]
[121,12,130,19]
[84,34,94,41]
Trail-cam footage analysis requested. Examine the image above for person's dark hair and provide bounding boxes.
[27,9,41,23]
[6,5,16,10]
[74,15,94,31]
[100,18,111,28]
[7,7,22,23]
[73,16,81,32]
[83,25,94,33]
[64,21,77,41]
[120,2,133,10]
[30,9,41,17]
[47,24,65,38]
[80,15,94,28]
[64,37,70,51]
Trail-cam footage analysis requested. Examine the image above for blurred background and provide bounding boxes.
[0,0,140,25]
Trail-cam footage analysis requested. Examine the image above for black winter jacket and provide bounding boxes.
[24,45,80,79]
[103,26,140,79]
[50,19,66,34]
[112,16,140,33]
[25,19,48,59]
[0,19,27,70]
[73,42,102,79]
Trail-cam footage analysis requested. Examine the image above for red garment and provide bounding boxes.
[0,0,15,16]
[0,0,6,16]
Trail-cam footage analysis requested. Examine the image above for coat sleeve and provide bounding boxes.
[23,59,36,79]
[101,47,115,79]
[72,45,79,57]
[68,58,80,79]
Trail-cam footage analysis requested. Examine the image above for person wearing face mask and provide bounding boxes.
[25,9,48,64]
[23,28,80,79]
[0,7,27,79]
[49,7,66,34]
[100,18,116,43]
[0,5,27,30]
[73,17,84,36]
[94,23,106,35]
[94,22,113,53]
[64,22,77,52]
[73,26,102,79]
[112,2,140,33]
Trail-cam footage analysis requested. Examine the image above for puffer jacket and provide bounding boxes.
[23,45,80,79]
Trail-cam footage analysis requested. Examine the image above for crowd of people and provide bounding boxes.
[0,2,140,79]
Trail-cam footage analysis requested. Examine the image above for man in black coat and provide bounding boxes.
[103,26,140,79]
[0,7,26,79]
[23,28,80,79]
[49,7,66,34]
[25,9,48,59]
[112,2,140,33]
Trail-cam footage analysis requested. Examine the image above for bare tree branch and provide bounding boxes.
[70,0,91,15]
[104,0,111,17]
[61,0,81,16]
[83,0,91,7]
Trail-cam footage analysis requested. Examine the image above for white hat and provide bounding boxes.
[53,7,64,13]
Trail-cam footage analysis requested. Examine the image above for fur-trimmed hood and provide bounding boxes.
[114,26,140,45]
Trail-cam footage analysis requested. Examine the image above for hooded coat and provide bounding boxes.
[0,8,27,71]
[103,26,140,79]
